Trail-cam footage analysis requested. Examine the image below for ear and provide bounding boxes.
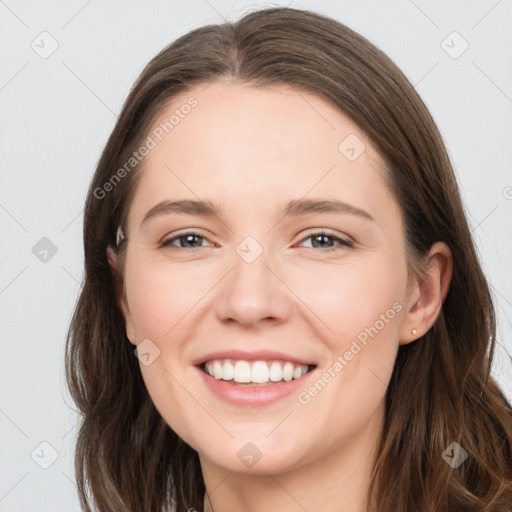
[399,241,453,345]
[106,244,137,346]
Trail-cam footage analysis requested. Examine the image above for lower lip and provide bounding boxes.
[195,366,316,406]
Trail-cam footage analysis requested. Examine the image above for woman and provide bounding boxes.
[65,6,512,511]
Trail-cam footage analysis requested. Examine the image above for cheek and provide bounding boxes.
[284,254,406,343]
[123,258,208,440]
[124,256,208,341]
[292,254,405,398]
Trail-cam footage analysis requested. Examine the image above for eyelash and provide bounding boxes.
[160,230,354,253]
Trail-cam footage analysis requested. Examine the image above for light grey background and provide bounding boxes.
[1,0,511,510]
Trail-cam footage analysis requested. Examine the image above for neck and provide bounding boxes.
[200,401,384,512]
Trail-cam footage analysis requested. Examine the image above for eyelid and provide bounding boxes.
[160,229,216,249]
[295,228,353,244]
[294,229,354,251]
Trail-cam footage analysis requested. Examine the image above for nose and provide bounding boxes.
[214,244,291,327]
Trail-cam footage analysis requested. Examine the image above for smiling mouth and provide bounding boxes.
[198,358,317,386]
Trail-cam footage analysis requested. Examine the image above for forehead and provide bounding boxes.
[126,81,398,229]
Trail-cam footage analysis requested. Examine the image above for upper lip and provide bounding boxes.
[192,349,316,367]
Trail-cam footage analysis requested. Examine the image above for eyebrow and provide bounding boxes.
[140,197,375,228]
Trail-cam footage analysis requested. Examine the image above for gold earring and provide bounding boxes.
[411,328,417,336]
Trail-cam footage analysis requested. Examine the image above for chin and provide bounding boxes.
[194,432,311,475]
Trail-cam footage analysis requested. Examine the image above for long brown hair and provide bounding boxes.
[65,6,512,511]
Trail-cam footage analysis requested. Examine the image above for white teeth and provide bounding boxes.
[269,361,282,382]
[282,362,294,381]
[223,361,234,380]
[213,360,223,380]
[204,358,311,384]
[233,361,251,383]
[251,361,270,383]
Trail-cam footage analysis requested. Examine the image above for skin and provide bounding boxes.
[107,81,453,512]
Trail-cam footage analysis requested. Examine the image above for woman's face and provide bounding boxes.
[116,81,416,474]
